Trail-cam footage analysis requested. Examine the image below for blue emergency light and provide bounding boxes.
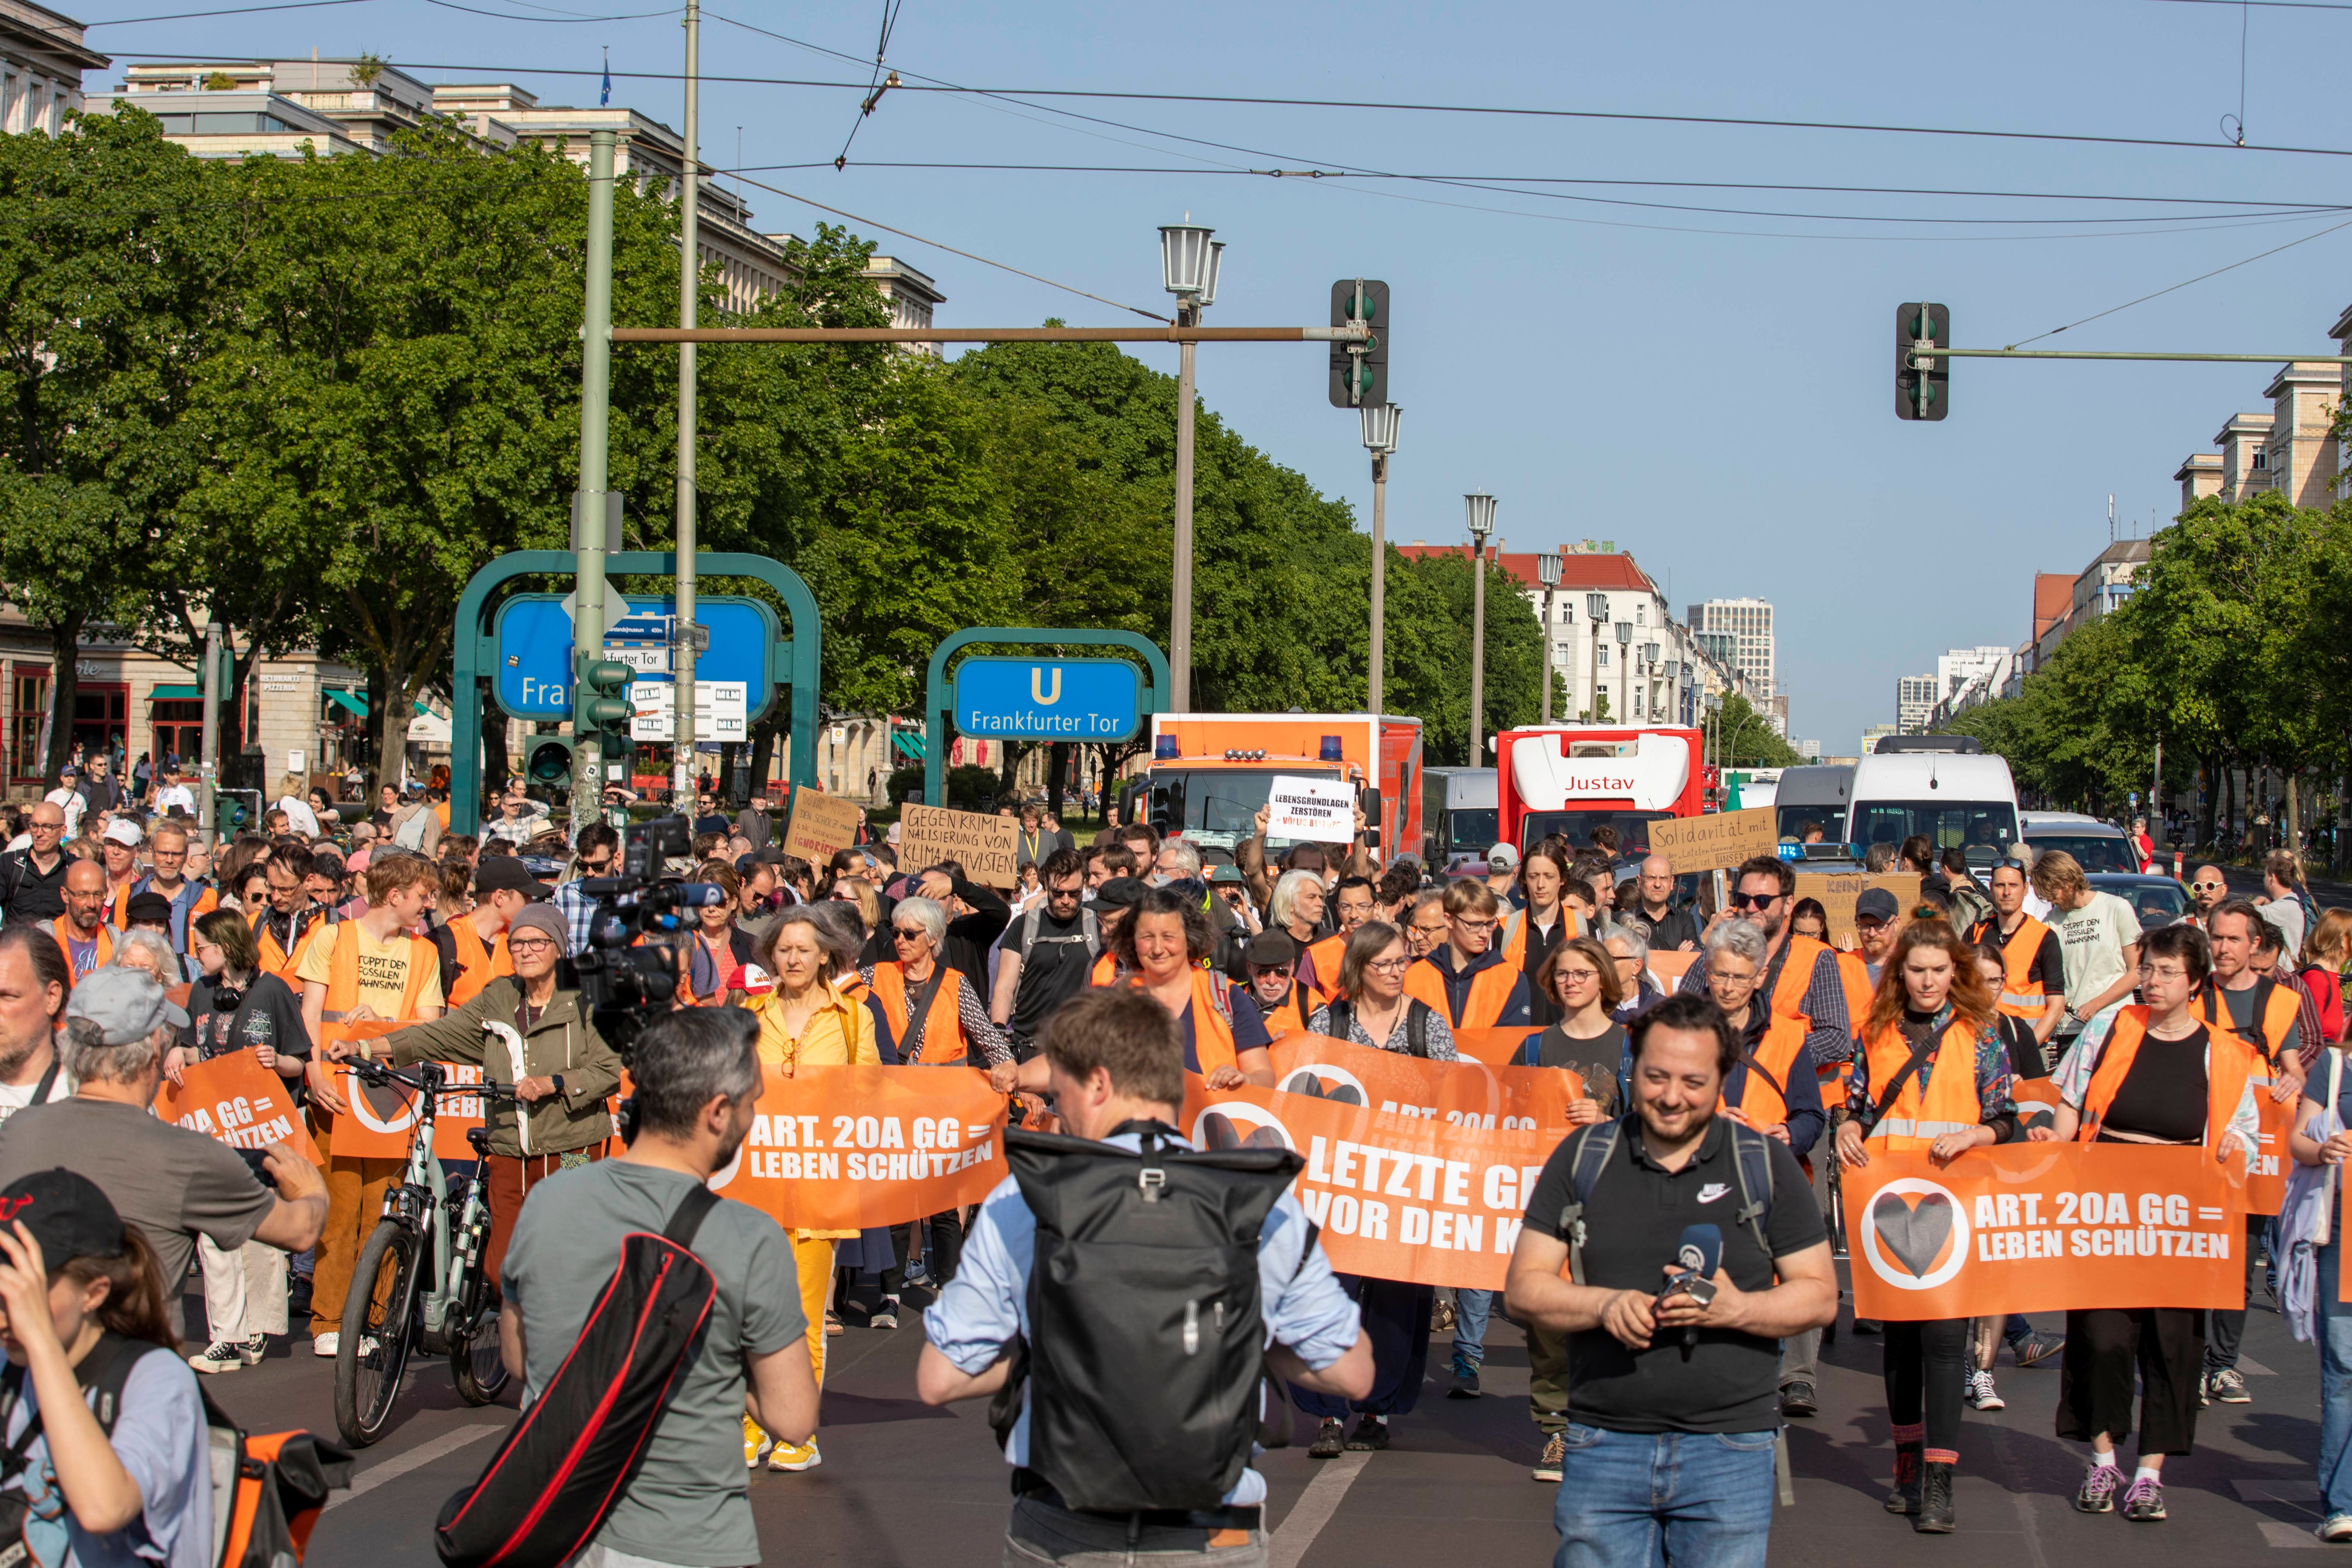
[1154,735,1180,761]
[1319,735,1344,762]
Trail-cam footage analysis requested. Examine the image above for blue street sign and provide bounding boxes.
[953,657,1142,741]
[494,594,777,719]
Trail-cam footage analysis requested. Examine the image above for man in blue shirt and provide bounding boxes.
[919,987,1370,1565]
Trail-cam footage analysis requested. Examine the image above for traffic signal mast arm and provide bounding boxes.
[1911,348,2352,363]
[608,324,1374,343]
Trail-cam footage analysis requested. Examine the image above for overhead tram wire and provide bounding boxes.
[2002,211,2352,348]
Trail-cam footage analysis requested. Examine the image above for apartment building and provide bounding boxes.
[1687,598,1775,696]
[0,0,103,137]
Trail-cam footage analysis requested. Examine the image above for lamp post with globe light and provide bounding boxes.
[1536,554,1563,724]
[1465,493,1497,764]
[1158,220,1223,712]
[1361,403,1401,715]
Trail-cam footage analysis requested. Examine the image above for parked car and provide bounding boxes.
[2086,871,2187,932]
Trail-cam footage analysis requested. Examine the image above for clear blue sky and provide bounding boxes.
[93,0,2352,750]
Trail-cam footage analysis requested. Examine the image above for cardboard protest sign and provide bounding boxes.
[1180,1078,1565,1290]
[782,789,863,865]
[1268,1035,1585,1135]
[153,1051,321,1165]
[1649,950,1699,988]
[1263,775,1355,841]
[1648,808,1778,875]
[1842,1143,2245,1319]
[709,1063,1009,1229]
[897,803,1022,889]
[1795,871,1922,942]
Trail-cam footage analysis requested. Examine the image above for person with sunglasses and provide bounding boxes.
[1678,855,1855,1094]
[989,850,1098,1057]
[2181,864,2230,931]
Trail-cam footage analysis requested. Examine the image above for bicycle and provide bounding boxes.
[333,1058,516,1447]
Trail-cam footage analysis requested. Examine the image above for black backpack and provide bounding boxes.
[1001,1122,1301,1513]
[435,1185,722,1568]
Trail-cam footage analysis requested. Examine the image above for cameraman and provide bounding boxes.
[1504,994,1836,1568]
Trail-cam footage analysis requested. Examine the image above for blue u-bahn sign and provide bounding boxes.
[951,657,1142,741]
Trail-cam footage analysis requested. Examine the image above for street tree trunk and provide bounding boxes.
[39,612,84,787]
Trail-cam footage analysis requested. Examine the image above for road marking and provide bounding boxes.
[2010,1490,2049,1568]
[2259,1520,2323,1549]
[2238,1478,2319,1505]
[325,1423,502,1510]
[1270,1450,1370,1568]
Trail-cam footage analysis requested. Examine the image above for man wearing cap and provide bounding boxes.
[1851,887,1904,987]
[1486,844,1523,907]
[0,967,328,1337]
[430,856,543,1009]
[0,801,71,923]
[332,904,621,1285]
[1241,930,1314,1038]
[153,766,196,819]
[52,860,114,981]
[1084,877,1147,986]
[42,764,86,841]
[96,820,142,926]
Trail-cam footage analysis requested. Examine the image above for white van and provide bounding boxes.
[1847,748,2022,874]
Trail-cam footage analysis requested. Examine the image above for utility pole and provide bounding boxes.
[1360,403,1400,715]
[671,0,702,804]
[196,621,220,841]
[1171,295,1197,711]
[1536,555,1562,724]
[1465,494,1496,767]
[570,129,617,825]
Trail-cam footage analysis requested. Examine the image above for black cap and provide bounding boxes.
[0,1169,125,1266]
[1243,929,1298,967]
[1094,877,1147,911]
[123,891,175,927]
[474,857,553,899]
[1855,888,1901,923]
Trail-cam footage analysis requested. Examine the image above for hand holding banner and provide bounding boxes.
[153,1051,321,1165]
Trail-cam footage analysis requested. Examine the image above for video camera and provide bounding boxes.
[558,815,727,1057]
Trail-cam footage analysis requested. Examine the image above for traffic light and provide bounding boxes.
[1895,302,1949,421]
[524,736,574,790]
[1329,278,1390,408]
[577,658,635,734]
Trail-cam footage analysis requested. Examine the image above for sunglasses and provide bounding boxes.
[2191,880,2225,893]
[892,928,925,943]
[1729,891,1780,910]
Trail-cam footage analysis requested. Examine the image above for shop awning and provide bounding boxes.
[892,730,925,760]
[323,687,438,720]
[148,685,203,701]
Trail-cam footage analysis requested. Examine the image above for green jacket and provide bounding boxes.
[381,978,622,1158]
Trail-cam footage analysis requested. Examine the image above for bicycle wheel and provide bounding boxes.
[334,1220,420,1447]
[450,1272,510,1406]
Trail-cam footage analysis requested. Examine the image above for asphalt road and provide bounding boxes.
[196,1256,2331,1567]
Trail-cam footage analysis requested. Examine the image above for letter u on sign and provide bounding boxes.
[1031,667,1061,706]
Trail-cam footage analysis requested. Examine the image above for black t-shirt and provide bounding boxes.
[1009,907,1094,1037]
[2100,1024,2208,1145]
[1519,910,1569,1026]
[1523,1116,1825,1434]
[186,971,313,1100]
[1536,1023,1626,1114]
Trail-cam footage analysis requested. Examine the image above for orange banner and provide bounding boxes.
[2248,1089,2294,1218]
[1269,1035,1586,1134]
[2012,1078,2062,1136]
[319,1023,487,1160]
[152,1051,321,1165]
[1453,1027,1540,1067]
[1181,1075,1564,1289]
[1842,1143,2247,1320]
[706,1064,1010,1230]
[1649,950,1698,988]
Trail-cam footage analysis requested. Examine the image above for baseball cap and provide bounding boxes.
[123,891,174,928]
[1243,930,1298,967]
[1855,888,1902,924]
[0,1169,126,1266]
[64,965,188,1044]
[1093,876,1147,911]
[100,819,140,849]
[475,857,553,900]
[1209,864,1245,884]
[1487,843,1521,871]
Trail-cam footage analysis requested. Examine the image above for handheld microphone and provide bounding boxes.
[1669,1223,1724,1361]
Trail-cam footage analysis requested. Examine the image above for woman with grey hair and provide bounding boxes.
[859,896,1010,1071]
[106,930,193,1049]
[1606,916,1664,1023]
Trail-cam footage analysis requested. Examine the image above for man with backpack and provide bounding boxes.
[989,849,1096,1058]
[917,986,1371,1568]
[1503,993,1837,1568]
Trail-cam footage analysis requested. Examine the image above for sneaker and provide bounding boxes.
[311,1332,338,1358]
[2318,1514,2352,1542]
[767,1438,821,1472]
[2208,1367,2251,1404]
[1309,1419,1348,1459]
[743,1414,772,1469]
[240,1335,267,1366]
[2122,1475,2166,1522]
[903,1260,931,1288]
[1532,1432,1565,1483]
[187,1342,246,1375]
[869,1303,899,1330]
[2198,1372,2212,1408]
[2009,1331,2065,1368]
[1345,1415,1388,1452]
[1966,1368,2006,1411]
[2075,1461,2123,1514]
[1447,1368,1481,1400]
[1780,1380,1817,1418]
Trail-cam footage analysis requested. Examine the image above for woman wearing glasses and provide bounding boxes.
[864,897,1012,1073]
[2033,923,2258,1525]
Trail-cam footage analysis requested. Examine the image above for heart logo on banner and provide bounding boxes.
[1280,1071,1364,1107]
[1871,1191,1956,1278]
[1200,1111,1288,1152]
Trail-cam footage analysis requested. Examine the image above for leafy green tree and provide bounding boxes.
[1712,692,1802,769]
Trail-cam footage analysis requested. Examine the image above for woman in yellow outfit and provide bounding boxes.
[734,904,878,1473]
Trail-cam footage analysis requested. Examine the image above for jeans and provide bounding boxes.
[1453,1288,1492,1377]
[2318,1240,2352,1521]
[2208,1214,2269,1371]
[1552,1423,1778,1568]
[1004,1496,1263,1568]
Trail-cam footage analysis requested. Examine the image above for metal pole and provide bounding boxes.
[1589,618,1601,723]
[672,0,701,805]
[1368,452,1386,716]
[1171,300,1198,712]
[1469,541,1487,767]
[570,129,617,824]
[196,621,219,842]
[1539,587,1555,724]
[2152,734,2164,850]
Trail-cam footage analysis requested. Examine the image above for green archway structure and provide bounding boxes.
[451,550,821,834]
[922,628,1171,807]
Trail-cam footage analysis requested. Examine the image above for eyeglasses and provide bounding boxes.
[1453,917,1499,933]
[1729,891,1781,910]
[1367,956,1413,973]
[508,936,555,955]
[2136,963,2190,982]
[1854,916,1887,932]
[892,928,925,943]
[1556,967,1602,985]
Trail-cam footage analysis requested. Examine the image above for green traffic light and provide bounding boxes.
[581,696,634,726]
[526,739,572,783]
[583,659,635,693]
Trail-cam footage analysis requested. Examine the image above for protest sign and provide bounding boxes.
[2248,1089,2294,1217]
[1269,1035,1585,1134]
[319,1023,487,1160]
[1263,775,1356,841]
[1453,1027,1541,1068]
[1650,950,1698,988]
[1842,1142,2245,1319]
[782,789,863,865]
[710,1063,1009,1229]
[1180,1078,1564,1289]
[153,1052,320,1165]
[897,803,1022,888]
[1795,871,1922,942]
[1648,808,1778,875]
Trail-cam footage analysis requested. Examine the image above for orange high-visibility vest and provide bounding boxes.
[1857,1015,1985,1152]
[1726,1013,1809,1130]
[49,916,112,977]
[1404,953,1518,1030]
[1501,906,1583,971]
[1122,971,1239,1076]
[2078,1005,2255,1155]
[319,921,437,1023]
[1304,932,1349,1003]
[2210,979,2301,1070]
[1089,951,1119,987]
[1969,914,2057,1024]
[1818,950,1873,1093]
[870,962,972,1066]
[1256,982,1315,1040]
[444,919,512,1009]
[252,907,332,983]
[1770,934,1831,1025]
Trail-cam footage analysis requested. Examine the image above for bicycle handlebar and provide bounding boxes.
[349,1058,519,1101]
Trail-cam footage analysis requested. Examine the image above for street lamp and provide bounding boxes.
[1159,219,1216,711]
[1465,493,1498,764]
[1613,621,1632,732]
[1585,592,1608,722]
[1642,641,1660,721]
[1536,554,1563,724]
[1705,689,1722,780]
[1361,403,1401,715]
